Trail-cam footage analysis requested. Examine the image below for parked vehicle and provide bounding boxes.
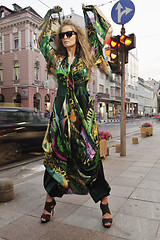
[132,113,142,118]
[0,106,48,164]
[152,113,160,120]
[126,113,133,118]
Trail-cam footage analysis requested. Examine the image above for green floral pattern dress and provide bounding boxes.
[37,5,111,195]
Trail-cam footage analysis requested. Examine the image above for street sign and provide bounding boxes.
[111,0,135,25]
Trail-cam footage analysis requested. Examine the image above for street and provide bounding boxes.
[0,117,158,169]
[97,116,158,145]
[0,121,160,240]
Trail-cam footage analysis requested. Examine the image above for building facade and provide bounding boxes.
[1,5,157,119]
[125,50,138,114]
[147,78,159,114]
[138,77,154,116]
[0,4,56,113]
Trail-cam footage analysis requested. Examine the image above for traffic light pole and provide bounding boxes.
[106,26,136,156]
[120,25,126,156]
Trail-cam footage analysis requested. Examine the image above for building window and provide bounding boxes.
[0,64,3,83]
[45,94,51,113]
[34,33,37,49]
[34,62,39,81]
[0,11,4,18]
[0,94,4,102]
[99,84,104,93]
[13,93,21,104]
[45,69,48,80]
[14,62,20,81]
[110,87,114,97]
[0,38,2,53]
[14,33,19,49]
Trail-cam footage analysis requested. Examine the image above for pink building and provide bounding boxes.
[0,4,56,113]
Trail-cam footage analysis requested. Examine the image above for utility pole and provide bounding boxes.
[110,0,136,156]
[120,24,126,156]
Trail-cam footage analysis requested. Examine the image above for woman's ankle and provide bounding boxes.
[101,196,108,205]
[46,193,54,202]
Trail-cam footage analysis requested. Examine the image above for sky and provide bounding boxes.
[2,0,160,81]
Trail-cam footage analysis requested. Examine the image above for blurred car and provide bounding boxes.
[132,113,142,118]
[126,113,133,118]
[152,113,160,120]
[0,106,48,162]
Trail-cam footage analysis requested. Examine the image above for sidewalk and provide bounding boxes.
[0,124,160,240]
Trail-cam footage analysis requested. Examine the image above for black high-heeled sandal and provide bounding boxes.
[100,203,112,228]
[41,199,56,223]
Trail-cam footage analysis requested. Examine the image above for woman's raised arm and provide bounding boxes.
[37,6,63,75]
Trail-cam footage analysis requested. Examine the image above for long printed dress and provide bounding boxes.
[37,5,112,196]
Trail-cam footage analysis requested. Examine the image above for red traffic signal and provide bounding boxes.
[120,33,136,51]
[110,36,119,48]
[105,35,122,74]
[105,33,136,74]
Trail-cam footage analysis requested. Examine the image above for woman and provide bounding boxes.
[37,5,113,228]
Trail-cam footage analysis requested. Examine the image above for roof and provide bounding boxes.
[23,6,42,19]
[0,4,42,20]
[0,5,14,13]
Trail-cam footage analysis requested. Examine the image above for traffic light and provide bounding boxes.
[105,35,122,74]
[120,33,136,52]
[119,33,136,63]
[105,33,136,74]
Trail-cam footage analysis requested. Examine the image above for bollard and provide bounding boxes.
[100,139,107,158]
[115,144,120,153]
[132,137,138,144]
[107,147,109,156]
[141,132,147,138]
[0,178,14,202]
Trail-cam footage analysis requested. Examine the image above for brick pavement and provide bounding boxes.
[0,123,160,240]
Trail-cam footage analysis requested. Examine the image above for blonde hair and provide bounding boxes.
[55,19,93,74]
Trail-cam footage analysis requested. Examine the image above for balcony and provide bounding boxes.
[96,92,110,101]
[115,96,130,103]
[96,92,130,103]
[13,79,20,85]
[115,96,121,101]
[34,80,40,85]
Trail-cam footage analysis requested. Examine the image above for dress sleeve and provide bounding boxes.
[37,7,63,75]
[82,5,113,80]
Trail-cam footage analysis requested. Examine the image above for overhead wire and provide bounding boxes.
[98,0,117,7]
[37,0,116,10]
[37,0,50,9]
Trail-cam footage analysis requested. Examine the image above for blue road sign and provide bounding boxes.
[111,0,135,25]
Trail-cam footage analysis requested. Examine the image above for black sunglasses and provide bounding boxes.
[58,31,77,39]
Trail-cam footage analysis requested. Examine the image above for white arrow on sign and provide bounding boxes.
[116,2,132,23]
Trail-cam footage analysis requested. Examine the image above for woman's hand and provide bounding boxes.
[50,6,62,13]
[53,6,62,9]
